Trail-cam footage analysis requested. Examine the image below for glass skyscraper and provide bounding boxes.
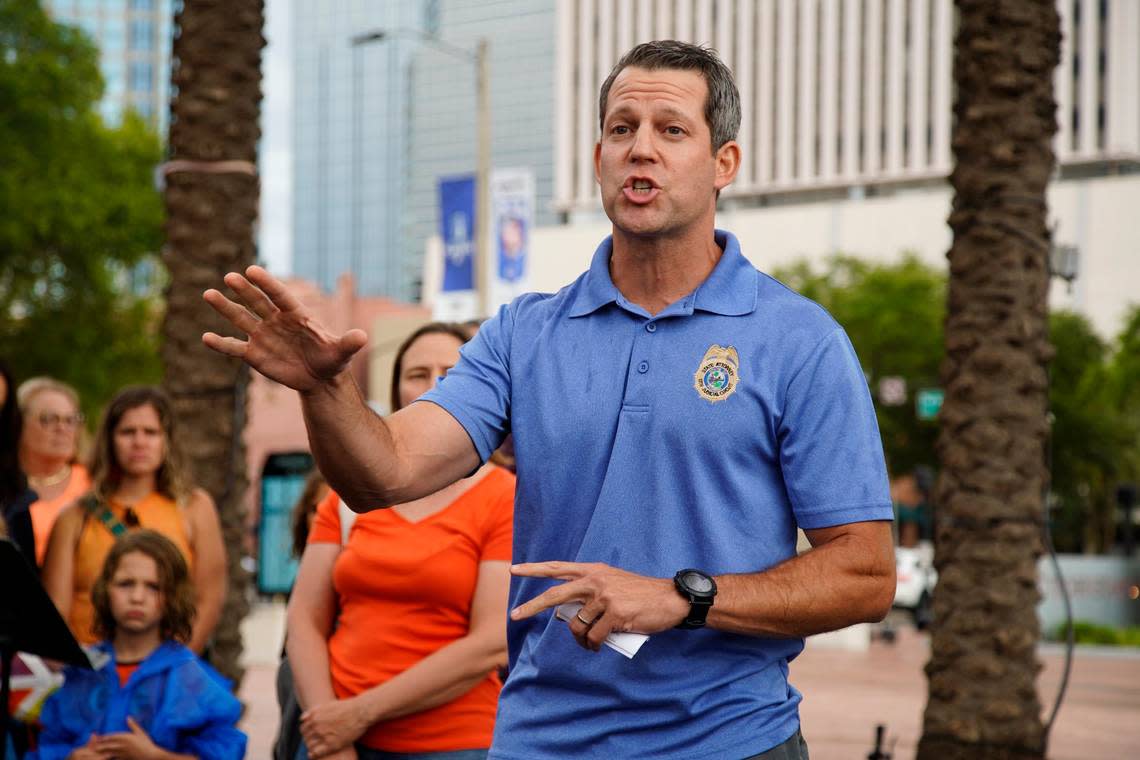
[43,0,174,134]
[292,0,557,302]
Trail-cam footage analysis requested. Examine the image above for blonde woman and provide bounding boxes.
[17,377,91,566]
[43,386,227,653]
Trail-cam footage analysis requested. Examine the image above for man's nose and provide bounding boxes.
[629,125,657,161]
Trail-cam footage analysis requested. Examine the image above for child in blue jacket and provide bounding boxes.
[32,530,246,760]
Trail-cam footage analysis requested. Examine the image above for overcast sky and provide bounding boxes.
[258,0,293,276]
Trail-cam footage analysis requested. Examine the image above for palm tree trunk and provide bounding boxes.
[917,2,1060,758]
[161,0,265,684]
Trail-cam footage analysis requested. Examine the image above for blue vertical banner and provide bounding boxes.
[438,175,476,293]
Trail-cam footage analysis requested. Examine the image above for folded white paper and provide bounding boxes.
[554,602,650,658]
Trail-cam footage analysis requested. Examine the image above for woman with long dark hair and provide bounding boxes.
[288,323,515,760]
[42,385,227,653]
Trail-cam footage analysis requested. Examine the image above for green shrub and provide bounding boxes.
[1052,620,1140,647]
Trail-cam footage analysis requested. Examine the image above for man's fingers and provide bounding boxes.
[202,332,249,358]
[224,271,279,319]
[203,289,260,334]
[511,561,589,580]
[569,604,605,650]
[338,329,369,360]
[245,265,304,312]
[510,581,583,621]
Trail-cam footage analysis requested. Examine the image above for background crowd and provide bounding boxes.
[1,319,518,760]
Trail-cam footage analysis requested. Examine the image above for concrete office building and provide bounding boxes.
[43,0,174,133]
[518,0,1139,339]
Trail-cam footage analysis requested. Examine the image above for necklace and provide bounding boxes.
[29,465,71,490]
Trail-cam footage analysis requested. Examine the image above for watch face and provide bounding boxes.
[683,571,714,594]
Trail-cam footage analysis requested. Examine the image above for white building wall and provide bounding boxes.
[553,0,1140,212]
[527,175,1140,340]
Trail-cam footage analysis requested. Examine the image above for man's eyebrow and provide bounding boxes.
[604,104,695,124]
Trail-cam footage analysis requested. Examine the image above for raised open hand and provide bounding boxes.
[202,266,368,393]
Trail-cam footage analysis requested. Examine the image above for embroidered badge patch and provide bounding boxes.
[694,344,741,402]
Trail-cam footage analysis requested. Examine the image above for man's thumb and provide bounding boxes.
[339,329,369,358]
[127,716,145,734]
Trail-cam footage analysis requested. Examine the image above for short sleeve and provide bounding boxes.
[307,490,342,545]
[420,303,514,463]
[478,469,515,562]
[778,329,894,529]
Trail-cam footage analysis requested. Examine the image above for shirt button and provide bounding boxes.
[646,322,657,333]
[637,361,649,373]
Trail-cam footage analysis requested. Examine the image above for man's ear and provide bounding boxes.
[594,141,602,185]
[713,140,741,191]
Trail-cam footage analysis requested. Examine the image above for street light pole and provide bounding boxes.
[350,41,362,290]
[475,38,491,317]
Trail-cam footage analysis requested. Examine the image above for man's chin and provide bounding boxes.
[611,212,670,238]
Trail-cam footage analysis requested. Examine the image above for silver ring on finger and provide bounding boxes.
[575,611,596,626]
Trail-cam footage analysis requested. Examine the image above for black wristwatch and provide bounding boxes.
[673,568,717,629]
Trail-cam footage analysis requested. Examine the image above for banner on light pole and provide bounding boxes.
[434,175,478,321]
[489,167,534,309]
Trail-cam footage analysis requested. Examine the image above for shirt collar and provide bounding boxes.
[568,229,758,318]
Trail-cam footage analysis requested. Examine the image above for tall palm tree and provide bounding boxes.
[917,2,1060,758]
[161,0,265,683]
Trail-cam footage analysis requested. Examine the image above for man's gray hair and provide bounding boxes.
[597,40,742,153]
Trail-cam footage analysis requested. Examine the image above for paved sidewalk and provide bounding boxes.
[795,626,1140,759]
[237,603,1140,759]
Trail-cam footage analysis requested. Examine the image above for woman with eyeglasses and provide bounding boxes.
[16,377,92,567]
[42,385,227,653]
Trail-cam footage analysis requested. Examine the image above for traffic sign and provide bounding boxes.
[916,388,944,420]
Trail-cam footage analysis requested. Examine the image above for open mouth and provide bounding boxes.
[623,178,660,203]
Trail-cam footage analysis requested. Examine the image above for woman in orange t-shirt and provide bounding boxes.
[42,385,227,653]
[16,377,92,567]
[289,323,515,760]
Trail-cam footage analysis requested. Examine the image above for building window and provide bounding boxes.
[130,0,154,10]
[105,61,126,94]
[129,61,153,92]
[103,19,126,52]
[130,18,153,51]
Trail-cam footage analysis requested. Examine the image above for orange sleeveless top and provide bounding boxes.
[30,465,91,566]
[68,492,194,644]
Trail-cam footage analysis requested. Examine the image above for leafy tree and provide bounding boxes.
[773,254,945,476]
[1047,312,1135,552]
[0,0,164,420]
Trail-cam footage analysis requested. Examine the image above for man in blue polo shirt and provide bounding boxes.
[205,40,895,760]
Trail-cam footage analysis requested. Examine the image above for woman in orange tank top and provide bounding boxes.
[42,386,227,653]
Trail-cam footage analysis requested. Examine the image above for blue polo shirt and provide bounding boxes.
[421,230,892,759]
